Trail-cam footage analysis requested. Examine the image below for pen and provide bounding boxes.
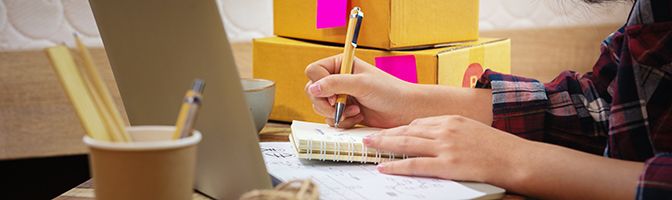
[172,79,206,139]
[334,7,364,128]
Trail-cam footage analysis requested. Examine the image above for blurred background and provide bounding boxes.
[0,0,632,80]
[0,0,632,199]
[0,0,630,50]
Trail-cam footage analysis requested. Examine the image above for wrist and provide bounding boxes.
[404,84,478,119]
[489,137,538,190]
[401,83,437,119]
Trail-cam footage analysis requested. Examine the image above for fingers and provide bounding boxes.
[308,74,368,98]
[363,135,437,157]
[328,96,336,106]
[326,113,364,128]
[305,55,373,82]
[305,54,343,81]
[376,158,441,178]
[377,125,437,139]
[314,103,360,119]
[311,98,334,117]
[304,55,375,129]
[306,79,360,117]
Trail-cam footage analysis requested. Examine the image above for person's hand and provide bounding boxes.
[363,115,529,185]
[304,54,417,128]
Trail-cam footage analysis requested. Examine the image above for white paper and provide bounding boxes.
[260,142,487,200]
[291,120,380,143]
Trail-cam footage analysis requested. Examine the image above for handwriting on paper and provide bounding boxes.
[260,142,487,200]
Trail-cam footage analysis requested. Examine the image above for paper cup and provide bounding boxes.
[83,126,201,200]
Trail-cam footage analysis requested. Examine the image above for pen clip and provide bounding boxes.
[350,7,364,45]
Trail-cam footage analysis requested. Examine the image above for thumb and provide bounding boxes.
[308,74,367,98]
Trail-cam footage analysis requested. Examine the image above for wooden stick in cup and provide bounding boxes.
[74,34,131,142]
[46,45,112,141]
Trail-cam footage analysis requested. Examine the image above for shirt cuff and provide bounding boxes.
[475,69,549,141]
[637,153,672,199]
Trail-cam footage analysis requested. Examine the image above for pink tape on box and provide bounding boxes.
[375,55,418,83]
[316,0,347,29]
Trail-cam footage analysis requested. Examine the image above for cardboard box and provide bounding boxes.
[274,0,479,50]
[253,37,510,122]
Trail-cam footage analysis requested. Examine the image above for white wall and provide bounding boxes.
[0,0,631,51]
[479,0,631,30]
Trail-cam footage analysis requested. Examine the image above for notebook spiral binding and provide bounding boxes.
[302,138,407,163]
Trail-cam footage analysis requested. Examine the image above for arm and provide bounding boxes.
[304,55,493,128]
[363,115,645,200]
[364,58,651,199]
[511,139,644,199]
[407,84,493,125]
[515,146,672,199]
[406,61,613,153]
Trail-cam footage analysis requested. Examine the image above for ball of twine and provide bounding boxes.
[240,179,319,200]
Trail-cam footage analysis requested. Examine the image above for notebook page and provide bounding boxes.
[290,121,408,162]
[291,120,390,158]
[261,142,492,200]
[291,120,380,143]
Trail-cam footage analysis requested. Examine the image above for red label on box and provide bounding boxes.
[462,63,484,88]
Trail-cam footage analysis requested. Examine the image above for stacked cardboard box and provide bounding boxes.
[254,0,511,122]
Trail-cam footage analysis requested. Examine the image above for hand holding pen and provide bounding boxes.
[305,6,430,129]
[333,7,364,128]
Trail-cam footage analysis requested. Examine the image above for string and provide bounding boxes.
[307,139,313,160]
[360,143,367,163]
[347,141,353,163]
[333,141,339,161]
[320,140,326,161]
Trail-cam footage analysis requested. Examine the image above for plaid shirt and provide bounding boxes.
[476,0,672,199]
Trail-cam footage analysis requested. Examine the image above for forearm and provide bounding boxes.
[503,140,644,199]
[407,84,493,125]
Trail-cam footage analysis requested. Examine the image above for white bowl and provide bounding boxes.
[241,78,275,133]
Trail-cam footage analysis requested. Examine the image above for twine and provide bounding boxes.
[240,179,319,200]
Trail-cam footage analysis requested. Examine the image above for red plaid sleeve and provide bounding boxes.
[637,154,672,199]
[476,69,609,155]
[474,0,672,198]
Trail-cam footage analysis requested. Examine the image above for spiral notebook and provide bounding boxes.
[289,120,407,163]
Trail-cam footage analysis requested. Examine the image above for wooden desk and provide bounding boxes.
[54,122,526,200]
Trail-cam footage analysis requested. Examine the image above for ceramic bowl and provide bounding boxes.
[241,78,275,133]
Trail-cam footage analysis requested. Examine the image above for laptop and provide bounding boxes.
[88,0,272,199]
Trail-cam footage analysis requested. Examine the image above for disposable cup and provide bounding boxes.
[83,126,201,200]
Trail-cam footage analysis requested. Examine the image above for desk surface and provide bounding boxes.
[54,122,526,200]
